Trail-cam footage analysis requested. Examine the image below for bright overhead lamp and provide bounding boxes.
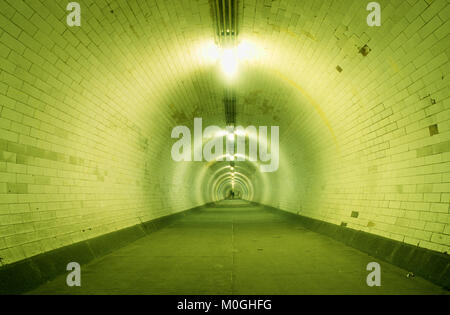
[221,49,238,78]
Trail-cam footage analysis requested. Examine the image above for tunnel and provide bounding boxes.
[0,0,449,296]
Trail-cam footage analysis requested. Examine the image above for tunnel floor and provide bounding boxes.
[28,201,448,295]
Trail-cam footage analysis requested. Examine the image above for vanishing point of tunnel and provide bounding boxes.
[0,0,449,296]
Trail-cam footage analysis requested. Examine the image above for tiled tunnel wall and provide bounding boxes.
[245,0,450,255]
[0,0,216,266]
[0,0,449,269]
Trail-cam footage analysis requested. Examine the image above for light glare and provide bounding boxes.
[201,40,262,78]
[221,49,238,78]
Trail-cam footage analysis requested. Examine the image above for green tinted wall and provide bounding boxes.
[0,0,448,267]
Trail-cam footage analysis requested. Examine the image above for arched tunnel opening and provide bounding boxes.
[0,0,449,297]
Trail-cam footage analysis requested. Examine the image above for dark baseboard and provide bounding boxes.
[0,205,205,295]
[264,204,450,290]
[2,202,447,294]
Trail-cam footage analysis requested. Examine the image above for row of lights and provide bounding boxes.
[201,41,261,192]
[227,165,236,187]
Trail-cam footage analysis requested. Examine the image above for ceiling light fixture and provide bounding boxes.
[221,48,238,78]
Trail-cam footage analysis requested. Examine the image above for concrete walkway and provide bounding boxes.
[29,201,448,295]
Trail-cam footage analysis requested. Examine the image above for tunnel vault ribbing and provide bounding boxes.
[0,0,448,274]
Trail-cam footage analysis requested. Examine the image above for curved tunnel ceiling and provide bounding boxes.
[0,0,448,266]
